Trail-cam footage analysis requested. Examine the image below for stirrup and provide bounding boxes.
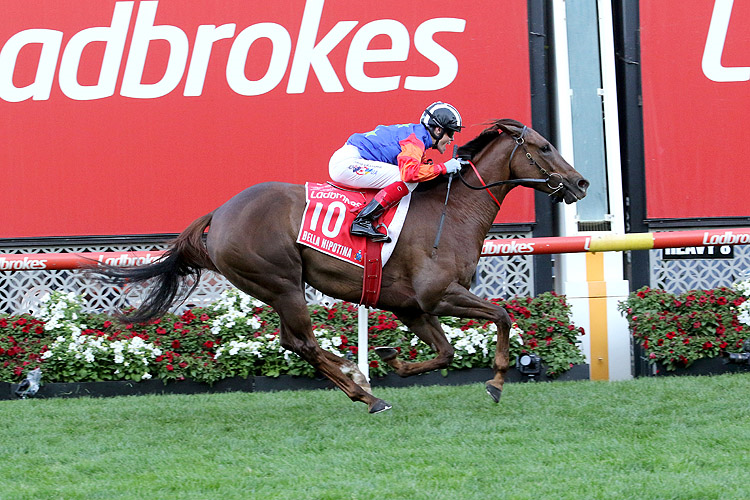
[351,221,391,242]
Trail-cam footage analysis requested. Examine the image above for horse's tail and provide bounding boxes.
[98,212,216,323]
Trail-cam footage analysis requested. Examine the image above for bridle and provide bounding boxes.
[457,125,566,208]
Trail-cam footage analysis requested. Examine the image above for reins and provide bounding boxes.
[432,123,567,251]
[456,125,565,208]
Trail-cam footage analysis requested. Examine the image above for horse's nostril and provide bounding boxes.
[578,178,590,192]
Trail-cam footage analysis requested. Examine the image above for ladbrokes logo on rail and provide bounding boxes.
[0,0,466,102]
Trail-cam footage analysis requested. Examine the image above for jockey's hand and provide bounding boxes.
[443,158,462,175]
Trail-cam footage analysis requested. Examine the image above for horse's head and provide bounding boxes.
[458,119,589,205]
[497,120,589,204]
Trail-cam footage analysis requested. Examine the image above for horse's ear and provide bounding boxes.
[495,119,526,138]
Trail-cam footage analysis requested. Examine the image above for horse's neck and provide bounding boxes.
[452,181,513,236]
[452,146,515,234]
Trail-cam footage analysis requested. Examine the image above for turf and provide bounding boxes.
[1,374,749,499]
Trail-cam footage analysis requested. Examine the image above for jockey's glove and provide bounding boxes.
[443,158,462,174]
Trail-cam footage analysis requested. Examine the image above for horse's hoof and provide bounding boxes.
[485,383,502,403]
[374,347,399,361]
[368,399,392,414]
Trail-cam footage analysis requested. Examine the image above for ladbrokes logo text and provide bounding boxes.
[0,0,466,102]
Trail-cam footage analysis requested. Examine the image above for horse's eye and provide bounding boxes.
[540,144,551,153]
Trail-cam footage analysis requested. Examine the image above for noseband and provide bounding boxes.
[507,126,565,195]
[457,125,566,203]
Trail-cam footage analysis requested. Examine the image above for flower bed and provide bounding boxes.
[619,283,750,373]
[1,290,586,386]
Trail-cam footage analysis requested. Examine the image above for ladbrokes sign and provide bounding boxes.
[0,0,533,238]
[0,0,467,101]
[640,0,750,220]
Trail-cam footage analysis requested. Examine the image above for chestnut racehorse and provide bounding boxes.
[99,119,588,413]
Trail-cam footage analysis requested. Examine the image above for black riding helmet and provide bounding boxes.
[420,101,463,143]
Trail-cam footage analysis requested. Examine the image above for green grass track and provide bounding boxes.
[1,374,749,499]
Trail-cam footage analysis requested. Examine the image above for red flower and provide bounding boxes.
[203,341,215,349]
[166,364,174,371]
[171,339,181,349]
[702,341,713,350]
[666,332,676,339]
[178,362,188,368]
[200,314,209,322]
[103,321,113,329]
[369,360,379,368]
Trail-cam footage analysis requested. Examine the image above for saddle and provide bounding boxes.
[296,182,411,306]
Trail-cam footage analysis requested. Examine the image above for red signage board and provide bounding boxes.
[0,1,533,238]
[640,0,750,220]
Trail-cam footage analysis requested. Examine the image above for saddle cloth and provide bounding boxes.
[296,182,411,269]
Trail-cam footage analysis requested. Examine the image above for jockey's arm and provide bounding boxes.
[397,134,448,182]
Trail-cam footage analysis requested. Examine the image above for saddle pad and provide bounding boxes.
[297,182,411,268]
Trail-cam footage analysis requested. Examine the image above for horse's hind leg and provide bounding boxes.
[375,312,455,377]
[322,351,372,394]
[274,291,390,413]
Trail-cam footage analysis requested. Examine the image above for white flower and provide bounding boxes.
[141,372,152,380]
[509,322,525,345]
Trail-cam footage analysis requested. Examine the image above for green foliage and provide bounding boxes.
[1,289,586,383]
[618,285,748,370]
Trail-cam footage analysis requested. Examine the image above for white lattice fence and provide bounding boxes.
[1,232,533,315]
[650,244,750,293]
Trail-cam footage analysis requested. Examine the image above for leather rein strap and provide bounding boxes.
[457,126,563,209]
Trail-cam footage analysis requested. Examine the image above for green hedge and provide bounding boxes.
[1,290,586,384]
[619,286,749,371]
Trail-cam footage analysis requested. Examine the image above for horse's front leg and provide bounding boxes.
[428,282,512,403]
[375,312,455,377]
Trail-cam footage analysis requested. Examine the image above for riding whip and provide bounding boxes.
[433,145,459,250]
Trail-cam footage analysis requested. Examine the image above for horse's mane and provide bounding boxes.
[415,118,525,192]
[456,118,525,160]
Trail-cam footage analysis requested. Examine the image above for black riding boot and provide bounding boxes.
[351,199,390,242]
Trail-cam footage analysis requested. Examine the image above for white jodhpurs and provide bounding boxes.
[329,144,417,191]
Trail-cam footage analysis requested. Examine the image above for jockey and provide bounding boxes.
[329,101,464,242]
